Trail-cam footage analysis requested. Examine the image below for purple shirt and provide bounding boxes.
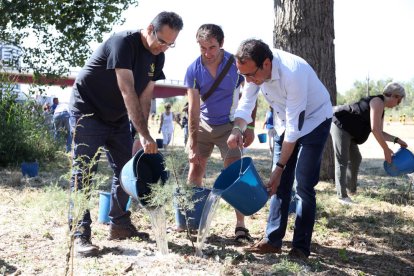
[184,51,243,125]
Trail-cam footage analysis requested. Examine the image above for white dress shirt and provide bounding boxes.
[235,49,332,142]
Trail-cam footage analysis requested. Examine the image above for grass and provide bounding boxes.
[271,258,305,275]
[1,123,414,275]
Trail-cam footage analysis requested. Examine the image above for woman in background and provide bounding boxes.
[158,103,174,150]
[331,82,408,205]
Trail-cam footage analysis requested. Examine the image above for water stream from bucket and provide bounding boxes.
[146,206,169,255]
[195,189,223,257]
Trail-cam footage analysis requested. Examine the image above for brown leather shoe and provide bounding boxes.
[75,237,99,257]
[288,247,308,259]
[108,223,149,241]
[243,239,281,254]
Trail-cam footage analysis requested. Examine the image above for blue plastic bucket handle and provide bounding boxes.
[213,157,268,216]
[384,147,414,176]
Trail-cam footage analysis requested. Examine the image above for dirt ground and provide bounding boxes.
[0,122,413,275]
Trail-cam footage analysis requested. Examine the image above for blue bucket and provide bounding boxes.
[384,147,414,176]
[120,149,168,205]
[98,191,132,224]
[98,191,111,224]
[156,139,163,149]
[213,157,268,216]
[175,187,211,230]
[258,133,267,143]
[21,161,39,177]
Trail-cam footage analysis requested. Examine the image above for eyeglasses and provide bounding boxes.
[153,31,175,48]
[237,66,260,78]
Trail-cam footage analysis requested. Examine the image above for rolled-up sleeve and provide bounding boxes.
[234,82,260,123]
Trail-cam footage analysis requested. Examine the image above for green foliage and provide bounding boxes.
[338,78,414,118]
[338,248,349,262]
[142,180,176,208]
[270,258,303,275]
[0,71,58,166]
[340,78,393,104]
[0,0,139,77]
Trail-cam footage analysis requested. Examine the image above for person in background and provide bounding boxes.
[183,24,256,241]
[51,97,59,113]
[181,102,189,145]
[158,102,175,149]
[68,11,183,257]
[228,39,332,258]
[42,102,53,129]
[262,106,275,155]
[52,102,71,152]
[331,82,407,204]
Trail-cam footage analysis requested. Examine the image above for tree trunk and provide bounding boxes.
[273,0,336,180]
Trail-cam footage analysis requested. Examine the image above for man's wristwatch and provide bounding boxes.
[275,162,286,170]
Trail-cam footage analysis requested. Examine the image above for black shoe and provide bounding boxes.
[108,223,149,241]
[74,237,99,257]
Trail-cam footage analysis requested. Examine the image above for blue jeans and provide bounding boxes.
[265,118,331,257]
[69,113,132,238]
[53,111,72,152]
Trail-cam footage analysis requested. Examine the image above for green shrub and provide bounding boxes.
[0,72,58,166]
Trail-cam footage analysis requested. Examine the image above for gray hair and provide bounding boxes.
[151,11,183,32]
[383,82,406,98]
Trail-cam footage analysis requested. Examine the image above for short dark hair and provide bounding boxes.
[196,24,224,45]
[151,11,184,32]
[235,39,273,68]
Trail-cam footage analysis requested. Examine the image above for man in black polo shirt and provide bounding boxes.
[69,11,183,257]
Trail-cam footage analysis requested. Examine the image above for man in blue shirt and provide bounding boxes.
[182,24,255,241]
[228,39,332,258]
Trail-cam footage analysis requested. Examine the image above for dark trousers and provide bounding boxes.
[266,118,331,257]
[69,113,132,238]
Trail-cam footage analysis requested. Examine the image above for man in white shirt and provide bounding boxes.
[227,39,332,259]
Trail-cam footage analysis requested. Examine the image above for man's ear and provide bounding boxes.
[146,24,155,35]
[263,58,271,68]
[220,38,224,49]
